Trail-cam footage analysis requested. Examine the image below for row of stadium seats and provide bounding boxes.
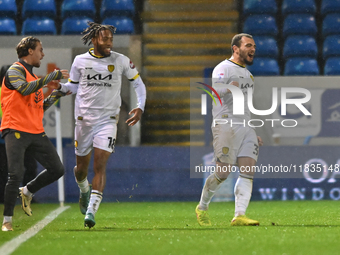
[247,57,340,76]
[0,0,135,20]
[242,0,340,75]
[0,17,135,35]
[243,0,340,17]
[253,35,340,60]
[0,0,136,35]
[244,13,340,39]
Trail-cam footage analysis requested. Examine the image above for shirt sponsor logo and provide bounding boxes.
[87,74,113,80]
[87,82,112,87]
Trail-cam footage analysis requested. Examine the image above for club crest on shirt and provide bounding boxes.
[107,65,115,72]
[222,147,229,154]
[130,60,135,69]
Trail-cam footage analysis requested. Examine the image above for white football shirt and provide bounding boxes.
[68,48,139,122]
[212,59,255,122]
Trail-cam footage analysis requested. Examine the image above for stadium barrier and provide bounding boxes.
[29,145,340,203]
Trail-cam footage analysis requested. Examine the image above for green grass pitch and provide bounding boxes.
[1,201,340,255]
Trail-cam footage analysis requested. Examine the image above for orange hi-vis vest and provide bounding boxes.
[0,62,44,134]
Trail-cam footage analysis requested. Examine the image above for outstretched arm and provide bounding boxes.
[7,64,68,95]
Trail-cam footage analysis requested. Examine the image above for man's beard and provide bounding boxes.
[97,46,111,57]
[240,51,253,66]
[244,58,253,66]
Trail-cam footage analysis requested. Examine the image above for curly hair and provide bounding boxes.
[81,22,116,46]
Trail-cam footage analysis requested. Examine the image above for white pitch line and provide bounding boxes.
[0,205,70,255]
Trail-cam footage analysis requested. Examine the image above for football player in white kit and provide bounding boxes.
[60,22,146,228]
[196,33,263,226]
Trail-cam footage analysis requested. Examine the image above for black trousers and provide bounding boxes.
[23,150,38,187]
[0,143,8,203]
[3,130,64,216]
[0,146,38,204]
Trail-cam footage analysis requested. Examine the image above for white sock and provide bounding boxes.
[87,190,103,216]
[198,172,225,211]
[234,174,253,217]
[3,216,12,224]
[23,186,33,197]
[76,177,89,193]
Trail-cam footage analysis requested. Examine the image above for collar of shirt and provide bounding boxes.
[18,59,35,77]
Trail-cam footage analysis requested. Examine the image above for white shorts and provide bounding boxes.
[212,123,259,165]
[74,119,117,156]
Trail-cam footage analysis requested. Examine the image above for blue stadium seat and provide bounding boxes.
[21,18,56,35]
[284,58,319,75]
[283,14,317,38]
[322,14,340,38]
[0,0,17,19]
[243,0,277,16]
[247,58,280,76]
[324,57,340,75]
[283,35,317,59]
[252,36,278,58]
[101,0,135,19]
[323,35,340,59]
[22,0,56,19]
[282,0,316,16]
[103,17,135,34]
[61,17,93,35]
[321,0,340,17]
[0,18,16,35]
[61,0,95,19]
[243,15,278,37]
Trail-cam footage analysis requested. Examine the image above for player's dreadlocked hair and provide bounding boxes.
[81,22,116,46]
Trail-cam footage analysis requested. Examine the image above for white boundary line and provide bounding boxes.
[0,205,70,255]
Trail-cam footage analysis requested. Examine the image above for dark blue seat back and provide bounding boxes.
[21,18,56,35]
[247,58,280,76]
[101,0,135,19]
[22,0,56,19]
[324,57,340,75]
[243,15,278,37]
[283,35,318,59]
[103,17,135,34]
[282,0,316,16]
[61,0,95,19]
[0,18,16,35]
[322,14,340,38]
[284,57,319,75]
[252,36,278,58]
[283,14,317,38]
[0,0,17,19]
[243,0,277,16]
[323,35,340,59]
[321,0,340,16]
[61,17,94,35]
